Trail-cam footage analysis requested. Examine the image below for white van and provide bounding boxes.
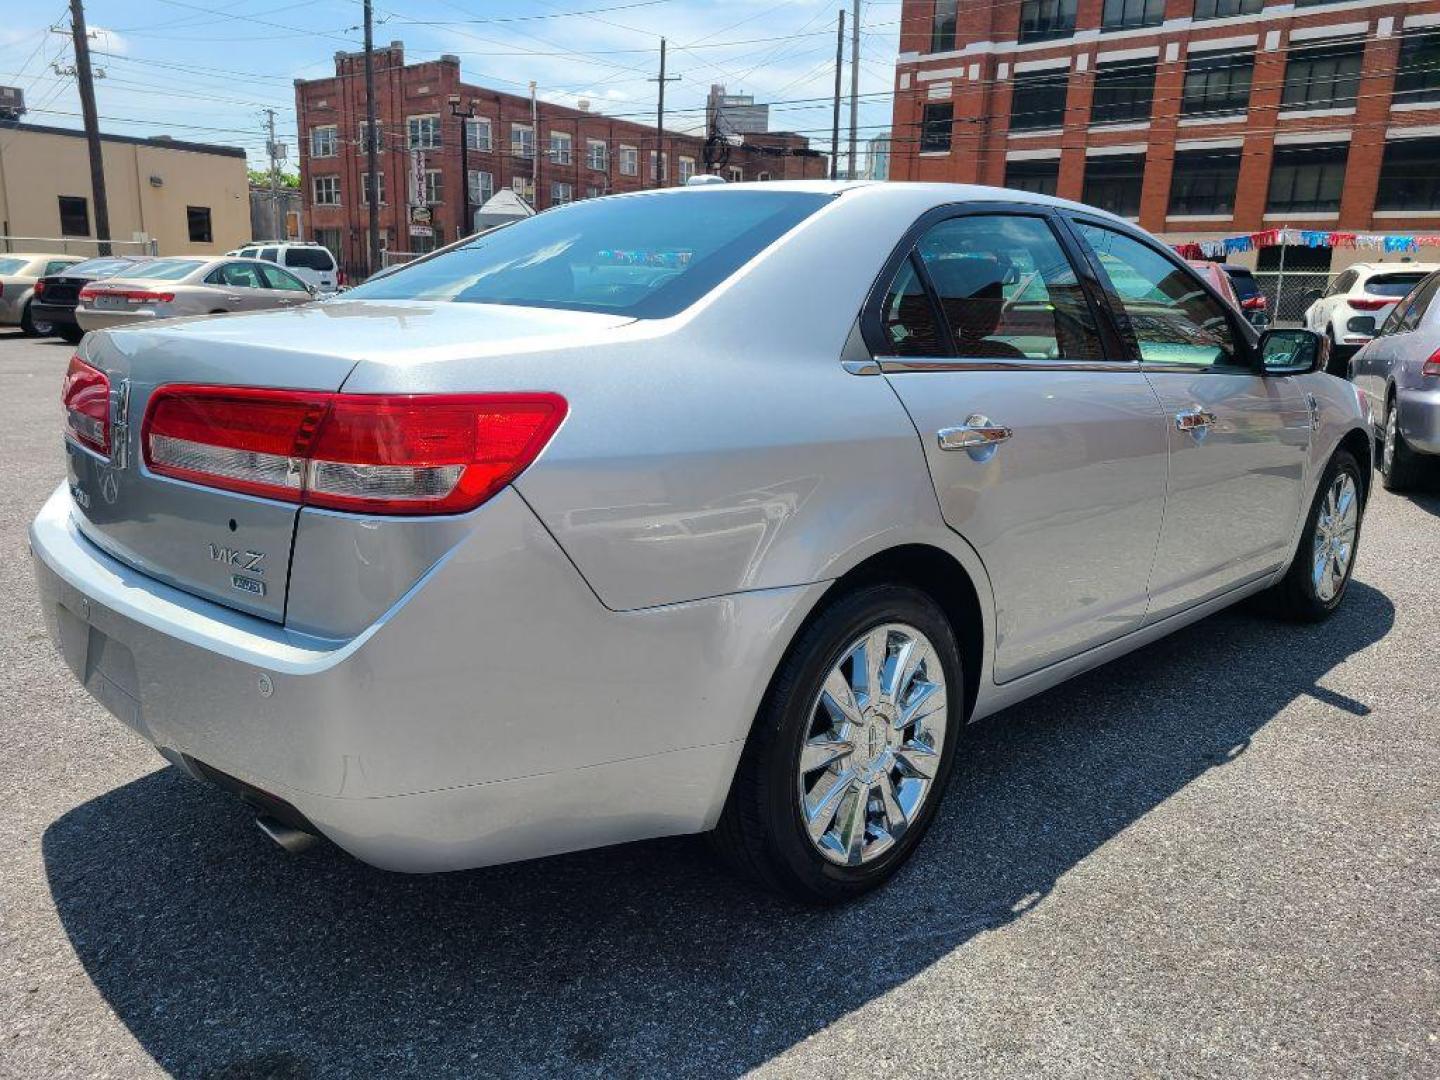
[233,241,341,293]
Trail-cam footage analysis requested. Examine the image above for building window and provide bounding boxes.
[1003,158,1059,196]
[1091,59,1155,125]
[423,169,442,205]
[1019,0,1077,43]
[1377,137,1440,211]
[728,166,744,182]
[930,0,957,54]
[619,145,638,175]
[1266,143,1348,214]
[465,117,492,151]
[921,102,954,152]
[185,206,212,244]
[585,185,604,199]
[550,130,573,165]
[361,172,385,206]
[58,195,89,236]
[313,228,342,264]
[310,125,337,158]
[358,122,383,154]
[1168,148,1241,216]
[313,175,340,206]
[1193,0,1261,18]
[1011,70,1068,131]
[468,169,493,205]
[757,171,771,181]
[587,138,608,170]
[552,181,573,205]
[406,115,440,150]
[649,150,668,182]
[1281,40,1363,112]
[511,124,535,159]
[1101,0,1163,31]
[512,175,535,203]
[1396,30,1440,106]
[678,156,696,182]
[1081,154,1145,217]
[1181,52,1253,116]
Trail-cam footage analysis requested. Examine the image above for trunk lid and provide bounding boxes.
[66,301,632,624]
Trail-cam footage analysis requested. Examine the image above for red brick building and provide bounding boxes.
[891,1,1440,277]
[295,42,828,276]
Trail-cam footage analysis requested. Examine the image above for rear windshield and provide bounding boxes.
[1366,272,1428,296]
[0,257,27,274]
[1225,270,1260,299]
[346,190,833,318]
[284,248,335,271]
[60,257,139,277]
[122,259,205,281]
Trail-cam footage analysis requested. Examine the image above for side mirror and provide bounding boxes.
[1260,328,1326,376]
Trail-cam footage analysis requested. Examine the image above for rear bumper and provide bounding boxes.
[30,303,79,327]
[1397,386,1440,455]
[76,308,160,332]
[0,293,26,324]
[31,483,821,871]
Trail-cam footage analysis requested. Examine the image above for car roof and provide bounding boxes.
[1,252,81,262]
[1349,262,1440,274]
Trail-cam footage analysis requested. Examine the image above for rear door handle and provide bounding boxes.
[225,295,243,302]
[1175,408,1217,433]
[937,415,1013,452]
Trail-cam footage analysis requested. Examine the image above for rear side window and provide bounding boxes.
[346,190,832,318]
[284,248,335,271]
[911,214,1103,361]
[1397,275,1440,332]
[259,247,279,262]
[239,248,258,258]
[212,263,266,289]
[1077,222,1239,368]
[1365,271,1428,297]
[879,258,944,357]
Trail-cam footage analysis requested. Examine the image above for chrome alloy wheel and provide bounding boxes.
[1312,471,1359,602]
[1384,405,1398,475]
[797,623,948,866]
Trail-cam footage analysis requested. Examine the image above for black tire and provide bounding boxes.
[711,583,964,905]
[1266,449,1364,621]
[1379,392,1425,493]
[19,302,53,337]
[57,324,83,344]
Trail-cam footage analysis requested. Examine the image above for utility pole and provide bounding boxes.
[69,0,110,255]
[847,0,860,180]
[529,81,538,201]
[830,8,844,182]
[363,0,380,274]
[649,38,680,188]
[264,108,280,241]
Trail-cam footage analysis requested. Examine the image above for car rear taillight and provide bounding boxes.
[336,269,346,287]
[62,355,111,455]
[1349,298,1393,312]
[79,286,174,305]
[1241,295,1267,310]
[33,280,44,297]
[1423,348,1440,377]
[142,386,567,515]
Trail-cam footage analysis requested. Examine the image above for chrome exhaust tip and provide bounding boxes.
[255,815,318,855]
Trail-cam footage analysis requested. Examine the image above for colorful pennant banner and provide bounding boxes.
[1172,227,1440,261]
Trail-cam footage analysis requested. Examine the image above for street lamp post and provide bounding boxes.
[449,95,478,240]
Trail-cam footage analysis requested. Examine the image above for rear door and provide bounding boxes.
[283,247,338,292]
[1068,217,1311,620]
[870,207,1169,682]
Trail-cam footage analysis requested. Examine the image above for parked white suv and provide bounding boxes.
[232,241,341,293]
[1303,262,1438,363]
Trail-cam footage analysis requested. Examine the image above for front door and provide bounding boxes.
[1068,220,1312,620]
[871,210,1169,683]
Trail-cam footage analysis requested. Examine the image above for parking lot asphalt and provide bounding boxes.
[0,326,1436,1079]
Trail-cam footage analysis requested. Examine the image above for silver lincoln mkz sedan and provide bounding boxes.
[33,182,1371,903]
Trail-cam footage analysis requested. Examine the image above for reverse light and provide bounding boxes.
[1348,298,1393,312]
[62,355,111,455]
[142,386,567,515]
[1423,348,1440,378]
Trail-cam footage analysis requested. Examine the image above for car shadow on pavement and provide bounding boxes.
[42,583,1394,1080]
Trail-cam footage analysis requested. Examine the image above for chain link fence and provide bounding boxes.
[1250,271,1334,328]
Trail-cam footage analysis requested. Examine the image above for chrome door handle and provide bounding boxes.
[1174,408,1217,432]
[937,415,1013,452]
[225,295,243,302]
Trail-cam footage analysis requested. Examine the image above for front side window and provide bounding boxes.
[310,125,337,158]
[912,214,1103,361]
[1193,0,1261,17]
[1377,137,1440,210]
[1082,154,1145,217]
[258,264,309,292]
[1076,222,1239,368]
[921,103,953,152]
[1019,0,1077,43]
[1102,0,1163,31]
[58,196,89,236]
[1004,158,1059,196]
[1182,52,1253,116]
[1011,70,1068,131]
[1267,143,1348,214]
[1092,59,1156,125]
[1281,41,1363,111]
[1396,30,1440,105]
[930,0,957,53]
[1397,275,1440,332]
[407,115,440,150]
[345,190,832,319]
[313,176,340,205]
[1168,149,1242,216]
[186,206,212,244]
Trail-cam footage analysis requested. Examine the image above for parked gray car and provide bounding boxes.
[75,256,316,333]
[1349,269,1440,491]
[32,182,1372,903]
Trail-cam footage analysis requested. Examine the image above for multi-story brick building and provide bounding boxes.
[295,42,827,277]
[891,1,1440,281]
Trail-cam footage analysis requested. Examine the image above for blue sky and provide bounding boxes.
[0,0,901,173]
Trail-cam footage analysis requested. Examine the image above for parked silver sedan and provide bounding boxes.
[1349,269,1440,490]
[75,256,316,332]
[0,252,84,334]
[33,182,1371,903]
